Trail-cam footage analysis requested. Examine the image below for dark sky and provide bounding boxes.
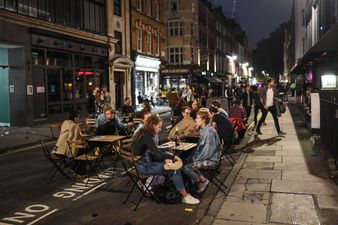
[213,0,293,48]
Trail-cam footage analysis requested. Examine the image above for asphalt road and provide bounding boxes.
[0,111,236,225]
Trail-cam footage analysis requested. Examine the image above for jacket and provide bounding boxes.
[54,120,81,157]
[192,124,221,165]
[168,117,196,137]
[260,87,278,108]
[242,91,253,107]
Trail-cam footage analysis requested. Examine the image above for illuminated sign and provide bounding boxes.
[321,74,337,89]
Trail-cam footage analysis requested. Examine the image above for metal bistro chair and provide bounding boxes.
[117,149,155,210]
[67,140,101,184]
[49,123,62,140]
[41,140,71,183]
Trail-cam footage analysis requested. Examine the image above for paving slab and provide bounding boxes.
[316,195,338,209]
[228,184,247,197]
[250,145,282,151]
[238,169,281,180]
[282,170,329,182]
[246,156,282,163]
[245,183,271,192]
[282,156,322,164]
[216,202,267,223]
[242,162,274,170]
[270,193,320,225]
[213,219,275,225]
[275,150,310,156]
[250,150,276,156]
[246,178,272,184]
[271,180,337,195]
[273,162,326,171]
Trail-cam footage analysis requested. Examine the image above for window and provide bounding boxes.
[146,0,152,16]
[155,34,160,55]
[168,47,183,64]
[137,27,142,51]
[114,0,121,16]
[114,31,122,54]
[155,1,160,20]
[137,0,142,11]
[168,20,183,36]
[169,0,177,12]
[147,32,152,53]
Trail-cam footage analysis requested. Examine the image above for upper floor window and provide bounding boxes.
[114,0,122,16]
[155,34,160,55]
[155,1,160,20]
[137,0,142,11]
[114,31,122,54]
[168,20,183,36]
[168,47,183,64]
[147,31,152,53]
[146,0,152,16]
[169,0,177,12]
[137,27,142,51]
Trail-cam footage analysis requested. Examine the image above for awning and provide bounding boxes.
[202,76,222,83]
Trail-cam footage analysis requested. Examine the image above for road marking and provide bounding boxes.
[26,209,58,225]
[72,182,107,201]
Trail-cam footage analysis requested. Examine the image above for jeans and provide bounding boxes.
[136,157,185,190]
[256,105,281,134]
[245,106,252,123]
[183,162,203,182]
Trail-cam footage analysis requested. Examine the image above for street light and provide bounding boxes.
[232,55,238,61]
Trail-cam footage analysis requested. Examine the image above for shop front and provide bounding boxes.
[134,54,161,104]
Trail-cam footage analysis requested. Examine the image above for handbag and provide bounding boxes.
[277,100,286,114]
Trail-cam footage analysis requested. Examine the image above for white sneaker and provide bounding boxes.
[196,179,210,193]
[181,194,200,204]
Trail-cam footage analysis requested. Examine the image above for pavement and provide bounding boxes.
[0,106,171,154]
[200,104,338,225]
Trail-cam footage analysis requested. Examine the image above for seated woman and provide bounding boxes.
[228,100,246,119]
[54,111,81,157]
[131,115,200,205]
[183,109,221,193]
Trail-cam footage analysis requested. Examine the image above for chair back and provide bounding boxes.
[67,140,85,158]
[49,123,61,140]
[120,138,133,151]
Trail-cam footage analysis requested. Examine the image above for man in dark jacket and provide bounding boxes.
[242,85,253,124]
[87,87,99,117]
[256,79,286,136]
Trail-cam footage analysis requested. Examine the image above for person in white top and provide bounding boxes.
[256,78,286,136]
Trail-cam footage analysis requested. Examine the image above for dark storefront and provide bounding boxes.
[160,65,200,91]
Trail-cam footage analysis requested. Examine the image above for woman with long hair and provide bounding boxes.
[132,115,200,204]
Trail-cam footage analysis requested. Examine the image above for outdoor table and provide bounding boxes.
[159,141,197,152]
[88,135,126,143]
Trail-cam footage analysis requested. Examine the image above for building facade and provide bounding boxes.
[107,0,134,109]
[0,0,110,126]
[130,0,165,105]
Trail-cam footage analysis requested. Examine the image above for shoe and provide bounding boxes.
[278,131,286,136]
[196,179,210,193]
[181,194,200,204]
[164,161,183,170]
[256,130,262,135]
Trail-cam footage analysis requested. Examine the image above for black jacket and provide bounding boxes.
[87,94,96,114]
[242,91,253,107]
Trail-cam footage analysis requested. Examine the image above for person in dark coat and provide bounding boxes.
[242,85,253,124]
[87,87,99,117]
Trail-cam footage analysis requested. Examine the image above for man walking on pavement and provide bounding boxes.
[242,84,253,124]
[256,78,286,136]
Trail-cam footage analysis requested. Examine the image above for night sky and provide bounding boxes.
[213,0,293,48]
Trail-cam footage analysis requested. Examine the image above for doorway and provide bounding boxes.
[114,71,124,109]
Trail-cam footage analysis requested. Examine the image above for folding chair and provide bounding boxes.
[197,155,228,197]
[85,118,97,135]
[221,138,236,166]
[117,149,155,210]
[49,123,61,140]
[41,140,71,183]
[67,140,101,184]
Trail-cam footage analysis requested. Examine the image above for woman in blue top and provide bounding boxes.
[183,109,221,193]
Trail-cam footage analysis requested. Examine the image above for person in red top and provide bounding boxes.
[229,100,246,119]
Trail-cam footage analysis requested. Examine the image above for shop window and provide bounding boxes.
[32,49,44,65]
[168,20,183,36]
[168,47,183,64]
[115,31,122,54]
[48,104,61,114]
[147,32,152,54]
[75,75,84,99]
[47,69,61,102]
[63,69,74,101]
[137,27,143,51]
[114,0,121,16]
[46,51,72,67]
[74,55,93,68]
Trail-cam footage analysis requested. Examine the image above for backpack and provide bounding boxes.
[152,182,181,204]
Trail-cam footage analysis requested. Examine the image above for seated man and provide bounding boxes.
[168,106,196,139]
[122,97,135,116]
[211,100,229,118]
[96,106,131,135]
[209,107,234,146]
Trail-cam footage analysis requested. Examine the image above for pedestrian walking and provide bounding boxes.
[225,85,234,111]
[101,84,111,105]
[242,85,253,124]
[256,78,286,136]
[252,86,265,125]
